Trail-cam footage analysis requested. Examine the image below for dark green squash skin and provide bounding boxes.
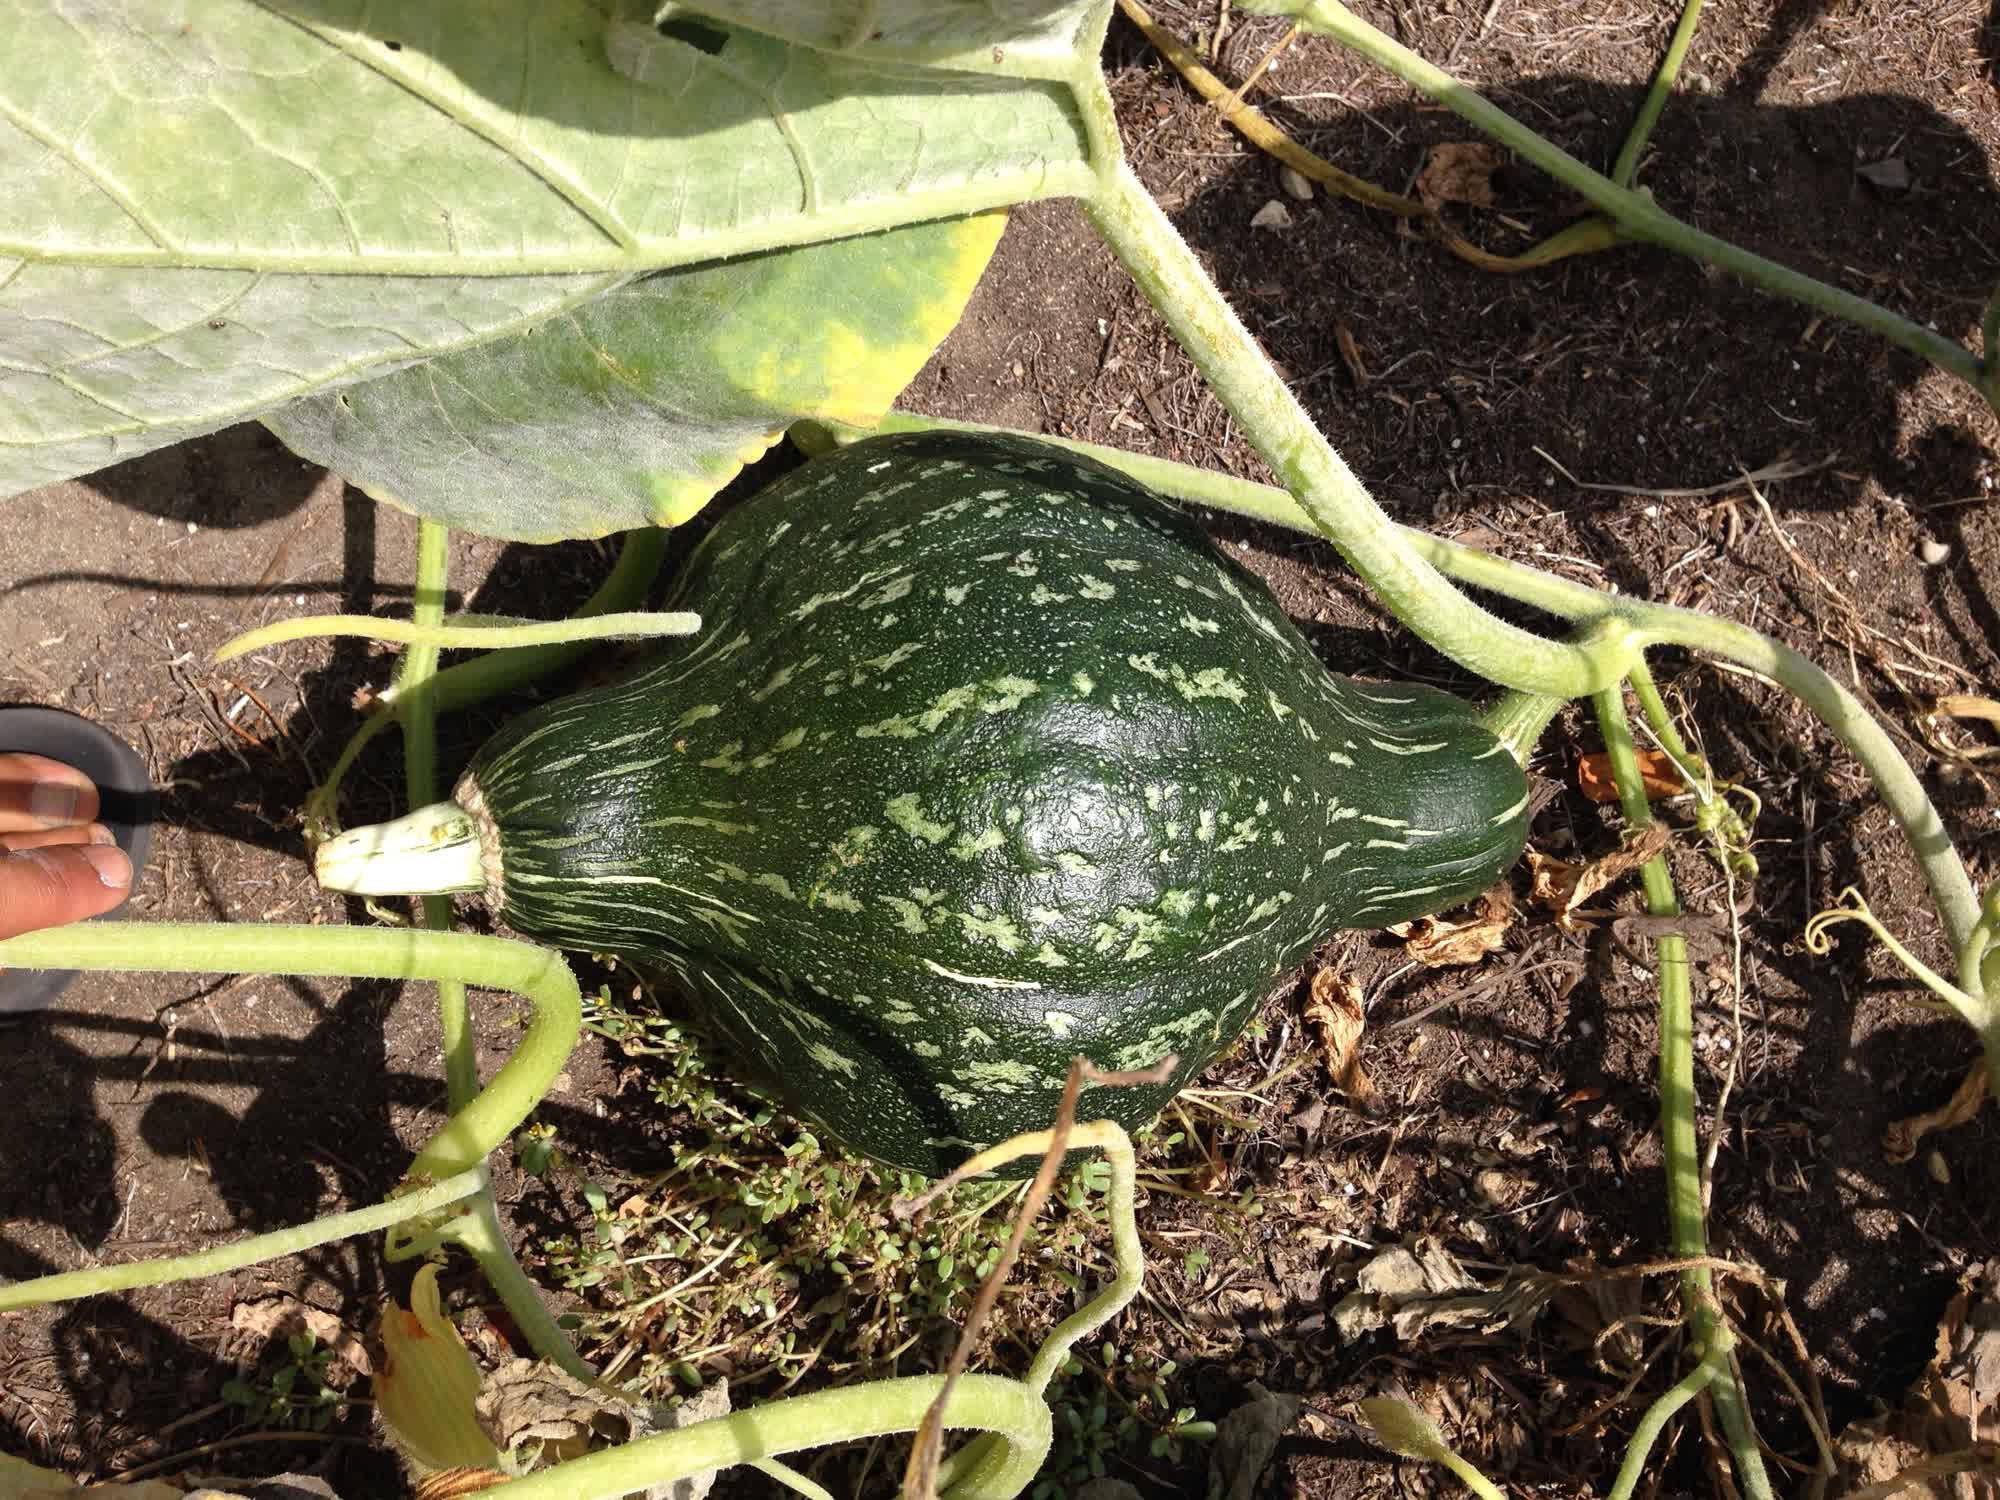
[461,431,1529,1175]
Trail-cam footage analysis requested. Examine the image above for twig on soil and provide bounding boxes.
[1534,447,1837,499]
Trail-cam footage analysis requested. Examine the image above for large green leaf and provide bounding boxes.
[0,0,1095,497]
[263,214,1009,540]
[663,0,1100,67]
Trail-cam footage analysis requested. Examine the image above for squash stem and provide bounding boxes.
[316,800,488,897]
[1477,688,1565,765]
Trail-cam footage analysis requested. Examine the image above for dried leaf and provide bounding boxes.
[1332,1238,1554,1343]
[1305,967,1377,1108]
[1833,1260,2000,1495]
[1856,156,1912,192]
[1885,1062,1988,1165]
[1926,694,2000,764]
[1417,141,1505,208]
[1390,884,1513,966]
[475,1363,729,1499]
[1335,321,1369,387]
[1249,198,1294,231]
[1575,749,1685,804]
[1207,1383,1304,1500]
[1525,823,1672,931]
[231,1294,371,1377]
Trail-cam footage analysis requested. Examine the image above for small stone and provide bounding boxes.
[1919,538,1951,566]
[1927,1148,1951,1185]
[1250,199,1294,232]
[1279,165,1315,201]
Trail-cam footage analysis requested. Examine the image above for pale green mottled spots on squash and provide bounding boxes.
[1164,821,1181,840]
[913,1040,943,1059]
[922,958,1041,991]
[1044,1010,1079,1037]
[1196,809,1216,842]
[701,741,746,773]
[1029,584,1071,605]
[1128,652,1171,683]
[1078,575,1115,600]
[951,826,1005,861]
[979,676,1038,713]
[1005,551,1038,578]
[964,1027,997,1048]
[1026,905,1063,927]
[751,664,802,701]
[1361,814,1409,829]
[859,574,915,610]
[1176,666,1248,706]
[752,872,795,900]
[885,792,953,845]
[1218,817,1260,853]
[959,1058,1038,1094]
[1204,893,1221,909]
[937,1083,979,1110]
[807,1042,860,1079]
[1158,888,1198,919]
[1004,806,1024,825]
[1180,612,1222,637]
[1144,783,1164,811]
[1369,737,1449,755]
[643,814,758,835]
[815,889,863,913]
[1054,851,1098,876]
[943,583,972,606]
[878,895,940,935]
[1033,944,1070,967]
[957,909,1024,953]
[1104,558,1143,573]
[1092,904,1170,961]
[1072,670,1095,695]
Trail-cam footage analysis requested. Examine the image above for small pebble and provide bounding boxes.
[1279,165,1315,201]
[1926,1148,1951,1185]
[1919,538,1951,566]
[1250,199,1294,231]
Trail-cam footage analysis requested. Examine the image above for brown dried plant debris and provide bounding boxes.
[1416,141,1506,210]
[1304,966,1378,1109]
[1525,822,1673,932]
[1390,883,1514,966]
[1883,1062,1989,1166]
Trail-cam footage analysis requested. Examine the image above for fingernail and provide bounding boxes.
[87,823,115,845]
[28,781,80,826]
[80,844,132,889]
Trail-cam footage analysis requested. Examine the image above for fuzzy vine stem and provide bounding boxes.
[1594,683,1773,1499]
[475,1376,1050,1500]
[0,1168,485,1312]
[1271,0,1989,403]
[399,521,471,1106]
[1075,159,1627,697]
[1611,0,1704,189]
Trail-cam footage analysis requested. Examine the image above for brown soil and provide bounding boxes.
[5,1,2000,1494]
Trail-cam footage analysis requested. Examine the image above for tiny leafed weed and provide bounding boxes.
[221,1331,345,1432]
[541,985,1154,1403]
[1034,1347,1212,1497]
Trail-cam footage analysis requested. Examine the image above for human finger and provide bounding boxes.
[0,823,115,854]
[0,754,100,834]
[0,843,132,942]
